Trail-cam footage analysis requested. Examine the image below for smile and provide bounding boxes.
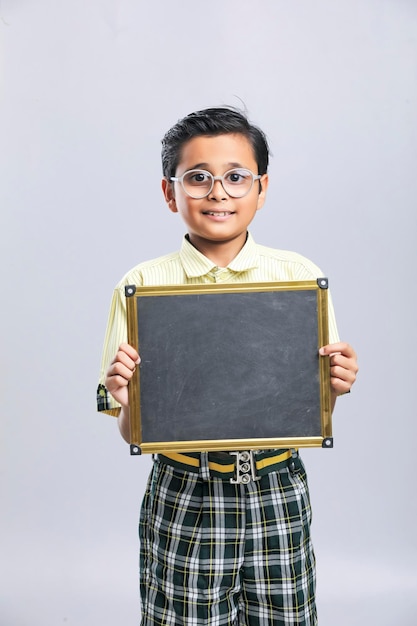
[203,211,234,217]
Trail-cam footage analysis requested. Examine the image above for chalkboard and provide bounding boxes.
[125,280,332,454]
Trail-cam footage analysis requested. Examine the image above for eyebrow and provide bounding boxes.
[189,162,245,171]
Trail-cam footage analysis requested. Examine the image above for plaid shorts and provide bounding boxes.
[139,453,316,626]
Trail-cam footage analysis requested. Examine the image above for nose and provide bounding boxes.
[208,177,228,200]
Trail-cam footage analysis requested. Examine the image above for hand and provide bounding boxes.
[319,342,358,397]
[105,342,140,408]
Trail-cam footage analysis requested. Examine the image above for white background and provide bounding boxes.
[1,1,416,624]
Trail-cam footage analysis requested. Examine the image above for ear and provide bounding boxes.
[256,174,269,211]
[162,178,178,213]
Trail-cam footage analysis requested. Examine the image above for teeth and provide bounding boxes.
[206,211,231,216]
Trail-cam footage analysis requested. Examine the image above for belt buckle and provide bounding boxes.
[229,451,260,484]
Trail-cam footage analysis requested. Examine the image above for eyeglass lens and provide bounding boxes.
[182,169,255,198]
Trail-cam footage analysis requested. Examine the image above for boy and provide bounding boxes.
[97,107,358,625]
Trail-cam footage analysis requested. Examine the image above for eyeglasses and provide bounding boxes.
[170,168,262,199]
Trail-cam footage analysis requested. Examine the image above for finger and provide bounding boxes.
[330,364,356,384]
[329,353,351,369]
[106,373,131,392]
[330,353,359,375]
[319,342,356,359]
[107,360,136,383]
[330,359,358,397]
[118,342,140,364]
[108,359,136,379]
[112,348,139,371]
[330,377,352,395]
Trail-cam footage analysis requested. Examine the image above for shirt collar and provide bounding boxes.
[179,232,260,278]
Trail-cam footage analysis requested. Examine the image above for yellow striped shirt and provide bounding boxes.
[97,232,339,415]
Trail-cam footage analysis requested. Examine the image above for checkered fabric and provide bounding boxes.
[139,454,317,625]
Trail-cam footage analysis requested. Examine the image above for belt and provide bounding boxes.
[156,449,300,484]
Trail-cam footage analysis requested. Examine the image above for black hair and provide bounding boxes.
[161,106,270,179]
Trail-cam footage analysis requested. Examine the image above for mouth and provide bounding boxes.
[202,211,234,217]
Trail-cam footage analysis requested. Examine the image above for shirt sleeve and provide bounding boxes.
[96,284,128,416]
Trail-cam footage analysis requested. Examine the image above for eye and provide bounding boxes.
[184,170,211,186]
[225,169,251,184]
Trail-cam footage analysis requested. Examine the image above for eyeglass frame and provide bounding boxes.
[170,168,262,199]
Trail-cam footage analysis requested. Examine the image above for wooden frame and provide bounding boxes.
[126,280,332,454]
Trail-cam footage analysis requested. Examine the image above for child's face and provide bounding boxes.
[162,133,268,255]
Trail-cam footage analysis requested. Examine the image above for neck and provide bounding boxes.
[188,232,248,267]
